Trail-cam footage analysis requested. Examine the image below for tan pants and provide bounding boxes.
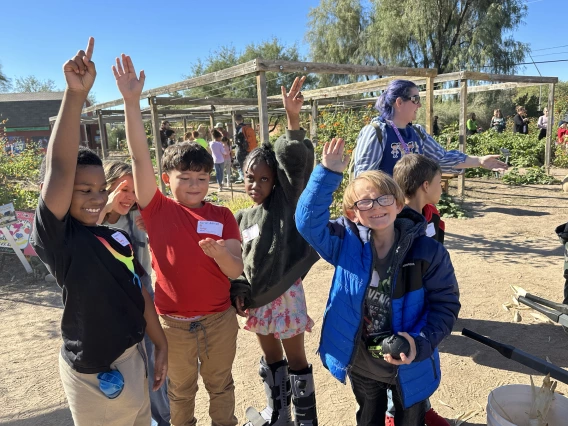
[59,343,151,426]
[160,307,239,426]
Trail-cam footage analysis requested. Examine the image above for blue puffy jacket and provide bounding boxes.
[295,165,460,409]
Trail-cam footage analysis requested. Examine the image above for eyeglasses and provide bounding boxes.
[353,194,395,211]
[404,95,421,105]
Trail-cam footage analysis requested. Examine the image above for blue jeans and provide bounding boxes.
[214,163,224,186]
[349,370,425,426]
[142,275,171,426]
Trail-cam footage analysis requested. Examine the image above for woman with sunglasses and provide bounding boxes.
[353,79,507,178]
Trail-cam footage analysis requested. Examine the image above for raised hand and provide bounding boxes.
[63,37,96,95]
[113,54,145,101]
[282,76,306,116]
[321,138,350,173]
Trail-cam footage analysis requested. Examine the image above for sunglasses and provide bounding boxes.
[353,194,395,211]
[404,95,421,105]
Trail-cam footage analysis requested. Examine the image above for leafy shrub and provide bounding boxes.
[502,167,559,185]
[436,193,468,219]
[553,145,568,168]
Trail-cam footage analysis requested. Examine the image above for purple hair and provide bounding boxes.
[375,79,418,121]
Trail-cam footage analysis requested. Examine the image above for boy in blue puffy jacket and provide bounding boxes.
[295,138,460,426]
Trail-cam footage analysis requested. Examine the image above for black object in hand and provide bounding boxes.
[382,334,411,360]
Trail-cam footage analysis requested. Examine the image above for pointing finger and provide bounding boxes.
[85,37,95,61]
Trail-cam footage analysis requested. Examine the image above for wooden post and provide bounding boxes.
[209,113,215,133]
[310,100,319,165]
[149,98,167,194]
[545,83,555,173]
[425,76,434,134]
[231,111,237,140]
[457,79,468,197]
[256,71,270,143]
[97,110,108,159]
[183,118,187,135]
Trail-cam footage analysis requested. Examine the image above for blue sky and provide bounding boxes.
[0,0,564,104]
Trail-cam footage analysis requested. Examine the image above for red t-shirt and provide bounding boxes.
[558,128,568,144]
[141,190,241,316]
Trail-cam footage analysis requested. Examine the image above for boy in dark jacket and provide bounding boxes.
[296,138,460,426]
[555,223,568,305]
[393,154,445,244]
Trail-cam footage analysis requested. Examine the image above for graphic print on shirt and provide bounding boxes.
[96,236,142,289]
[390,141,420,160]
[363,266,393,336]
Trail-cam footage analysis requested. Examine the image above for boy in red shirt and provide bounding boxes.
[114,54,244,426]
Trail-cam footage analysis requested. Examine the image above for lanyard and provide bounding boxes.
[387,121,411,154]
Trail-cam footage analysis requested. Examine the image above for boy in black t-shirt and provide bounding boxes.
[30,38,168,426]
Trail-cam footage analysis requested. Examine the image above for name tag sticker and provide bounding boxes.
[370,270,380,288]
[197,221,224,237]
[111,231,130,247]
[426,222,436,237]
[242,224,260,243]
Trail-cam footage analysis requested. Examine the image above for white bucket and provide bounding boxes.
[487,384,568,426]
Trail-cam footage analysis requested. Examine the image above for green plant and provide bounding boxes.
[502,167,560,185]
[436,193,468,219]
[553,146,568,168]
[221,195,253,214]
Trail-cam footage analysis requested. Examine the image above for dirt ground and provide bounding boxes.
[2,172,568,426]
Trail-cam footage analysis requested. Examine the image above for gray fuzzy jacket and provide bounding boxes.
[230,129,320,309]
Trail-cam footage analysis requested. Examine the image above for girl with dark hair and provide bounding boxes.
[353,79,506,178]
[97,160,171,425]
[231,77,320,426]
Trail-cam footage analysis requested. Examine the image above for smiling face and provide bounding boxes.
[162,168,209,208]
[69,165,108,226]
[394,86,421,125]
[346,180,403,233]
[109,174,136,215]
[245,160,275,205]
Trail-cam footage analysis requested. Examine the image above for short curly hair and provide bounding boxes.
[161,142,213,173]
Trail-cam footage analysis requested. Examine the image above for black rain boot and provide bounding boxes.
[290,365,318,426]
[244,357,294,426]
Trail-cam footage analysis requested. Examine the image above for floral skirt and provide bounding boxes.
[244,279,314,340]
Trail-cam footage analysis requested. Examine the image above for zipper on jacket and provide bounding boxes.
[430,355,438,380]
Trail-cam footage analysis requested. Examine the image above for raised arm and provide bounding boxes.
[113,54,157,208]
[42,38,96,220]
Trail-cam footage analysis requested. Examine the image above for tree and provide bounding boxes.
[13,75,58,92]
[184,38,317,99]
[0,63,11,92]
[307,0,528,80]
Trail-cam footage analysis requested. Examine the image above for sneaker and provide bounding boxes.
[425,408,450,426]
[384,415,395,426]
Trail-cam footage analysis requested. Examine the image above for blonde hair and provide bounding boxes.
[343,170,405,216]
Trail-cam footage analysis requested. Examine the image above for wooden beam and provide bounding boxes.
[183,118,187,135]
[310,101,318,166]
[96,110,108,159]
[209,113,215,133]
[457,80,467,197]
[151,108,214,115]
[423,81,536,97]
[256,59,437,77]
[425,76,434,134]
[149,99,167,194]
[231,111,237,141]
[83,60,259,113]
[256,71,269,143]
[153,97,263,106]
[545,83,555,173]
[461,71,558,84]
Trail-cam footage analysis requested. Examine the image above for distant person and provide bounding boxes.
[184,131,194,143]
[234,114,258,183]
[209,129,226,191]
[537,108,549,141]
[490,109,506,133]
[513,106,529,134]
[160,120,170,150]
[221,136,232,187]
[192,130,211,154]
[215,122,229,140]
[558,121,568,145]
[432,115,440,137]
[165,129,176,147]
[466,113,480,135]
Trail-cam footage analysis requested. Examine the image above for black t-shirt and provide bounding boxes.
[351,231,399,382]
[31,197,146,374]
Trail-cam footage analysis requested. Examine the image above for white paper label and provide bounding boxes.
[426,222,436,238]
[370,270,380,288]
[242,224,260,243]
[197,221,224,237]
[111,231,130,247]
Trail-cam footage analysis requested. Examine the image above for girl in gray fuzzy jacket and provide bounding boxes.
[231,77,320,426]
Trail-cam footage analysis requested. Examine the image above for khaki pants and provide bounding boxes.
[160,307,239,426]
[59,343,151,426]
